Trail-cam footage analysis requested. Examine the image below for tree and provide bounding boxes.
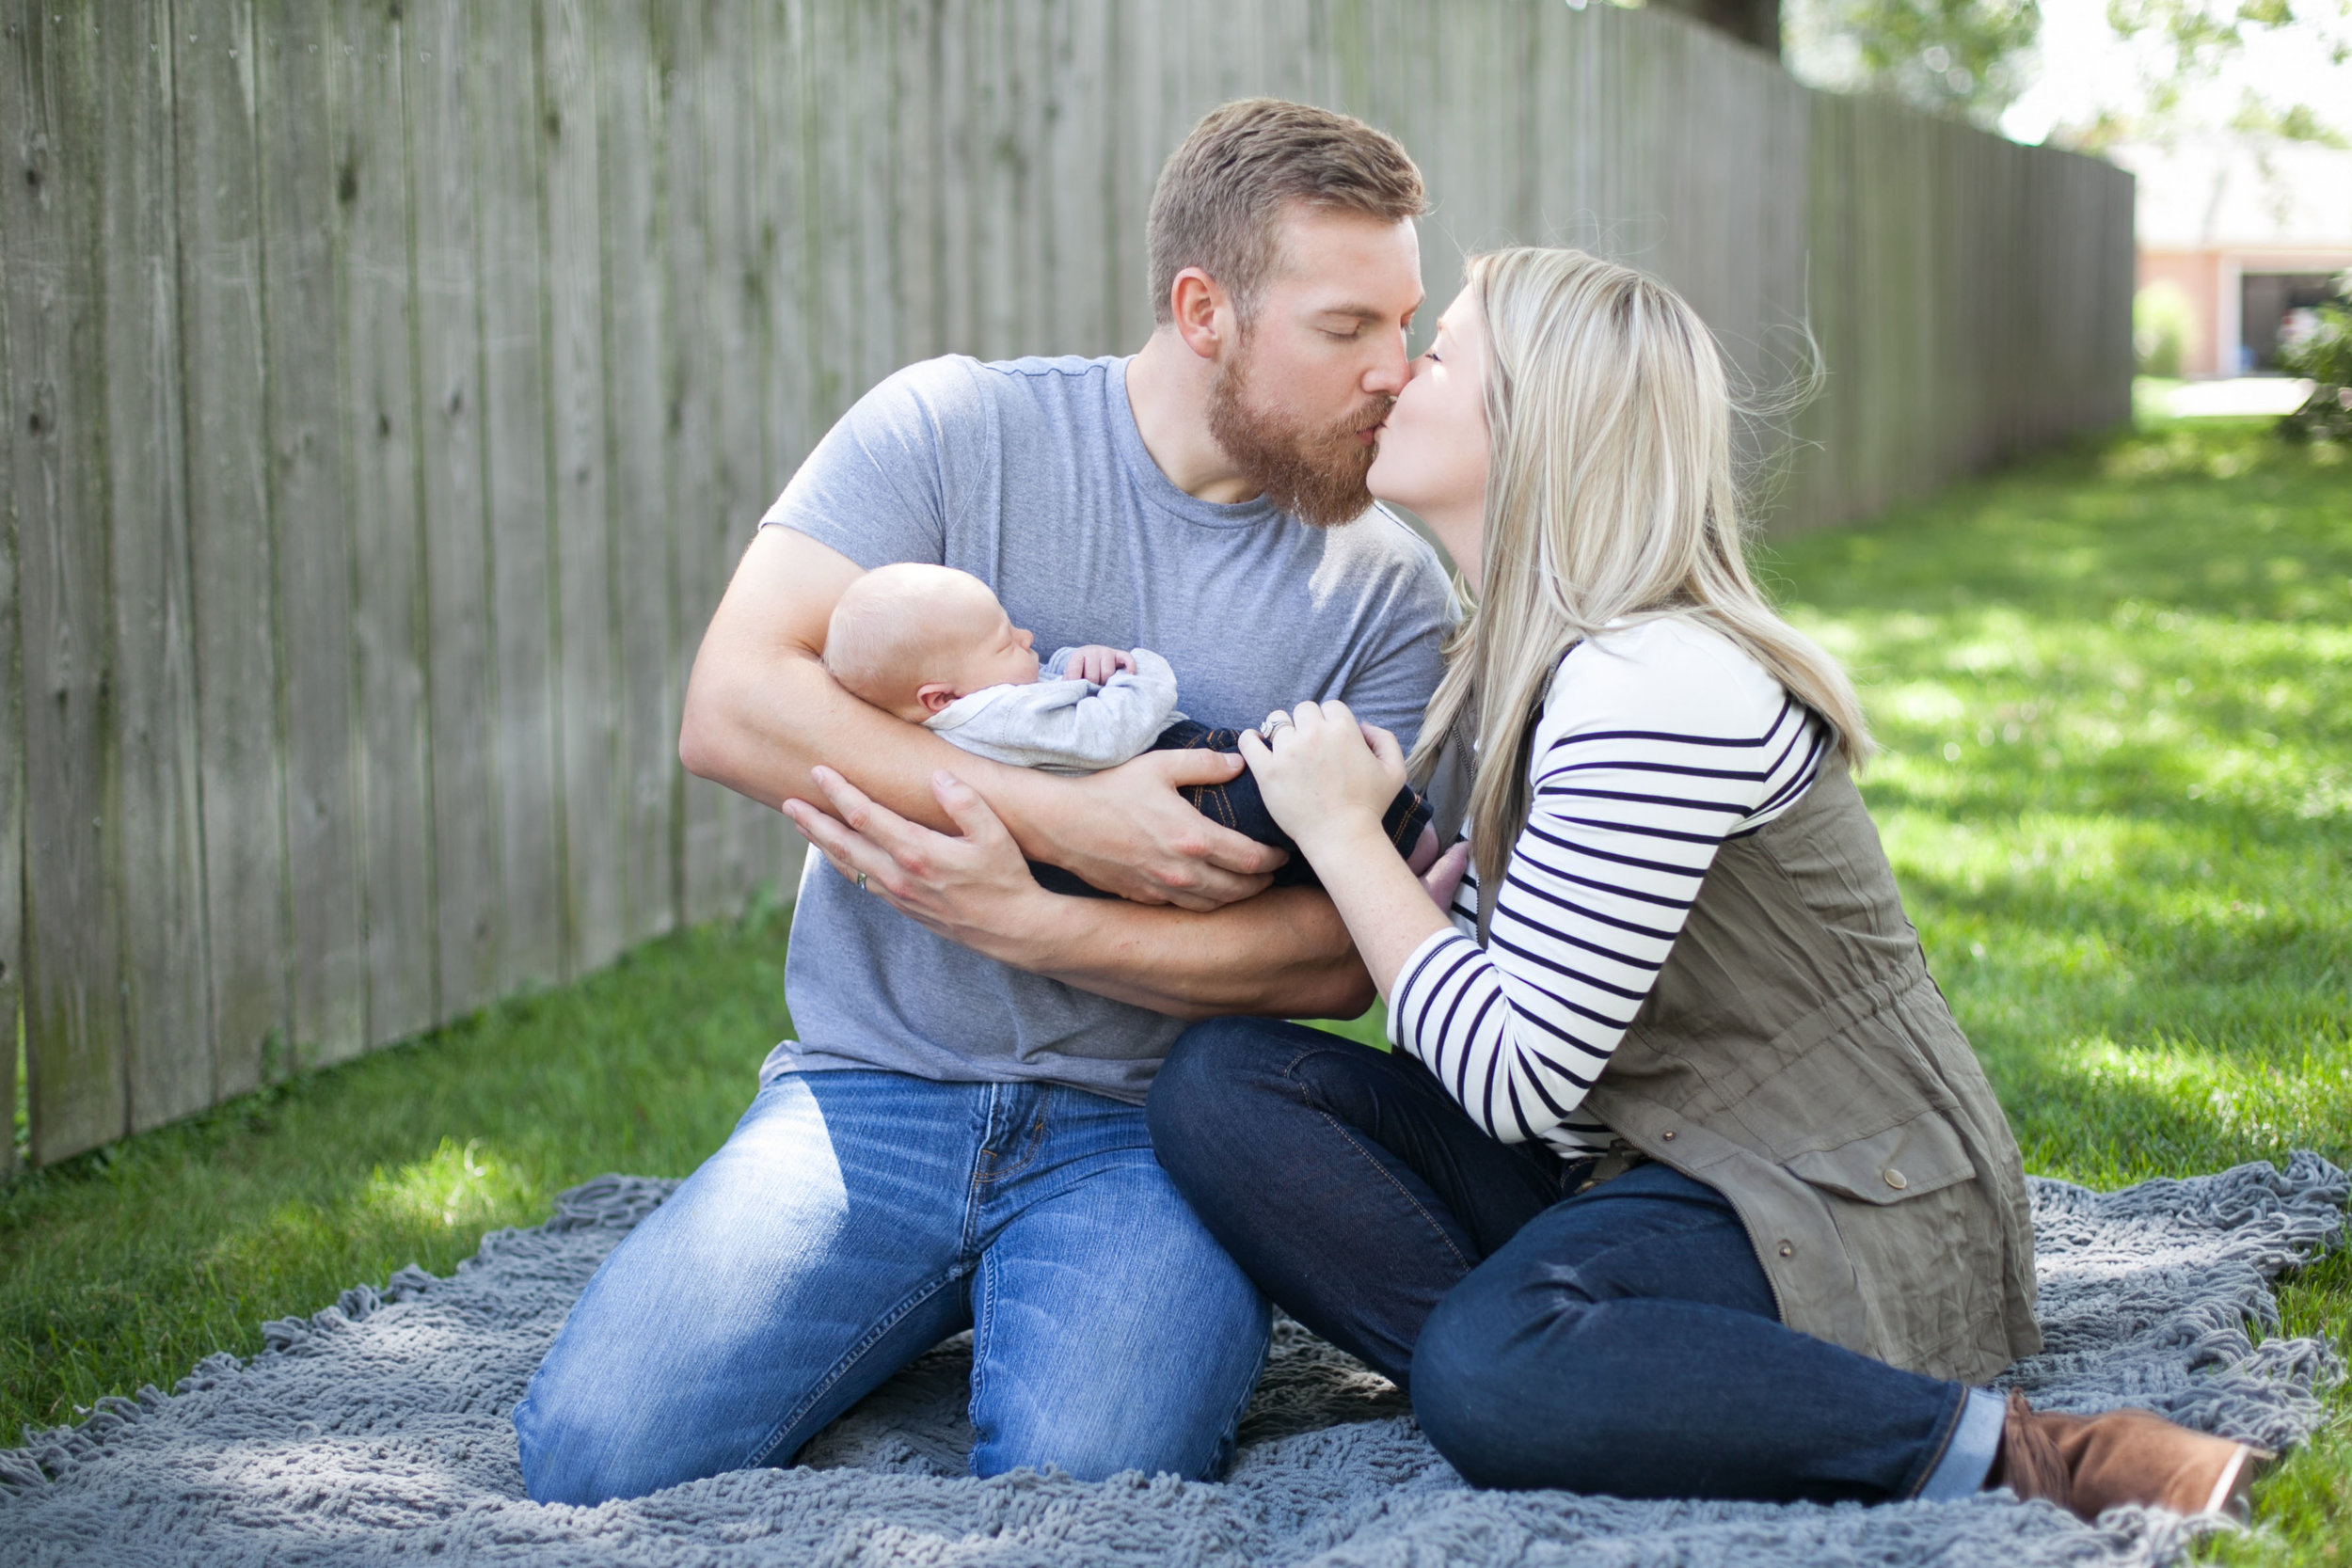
[2074,0,2351,148]
[1783,0,2352,145]
[1782,0,2042,128]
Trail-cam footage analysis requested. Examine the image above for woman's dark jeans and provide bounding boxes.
[1147,1017,1979,1504]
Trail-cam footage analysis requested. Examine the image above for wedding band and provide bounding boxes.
[1260,712,1295,737]
[855,870,869,892]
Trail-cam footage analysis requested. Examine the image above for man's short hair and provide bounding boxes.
[1147,98,1427,327]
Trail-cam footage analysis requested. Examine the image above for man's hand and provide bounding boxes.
[787,763,1373,1020]
[786,767,1058,960]
[1063,645,1136,685]
[1026,748,1286,910]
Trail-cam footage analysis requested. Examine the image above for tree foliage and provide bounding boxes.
[2279,281,2352,442]
[2076,0,2352,148]
[1785,0,2351,144]
[1784,0,2042,127]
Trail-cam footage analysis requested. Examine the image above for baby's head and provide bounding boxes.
[824,564,1041,721]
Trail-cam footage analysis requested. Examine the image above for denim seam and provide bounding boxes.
[1201,1311,1274,1480]
[961,1085,1003,1254]
[742,1266,967,1470]
[1281,1045,1474,1276]
[1899,1384,1977,1499]
[967,1248,1001,1471]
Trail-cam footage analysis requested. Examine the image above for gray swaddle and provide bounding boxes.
[924,646,1184,774]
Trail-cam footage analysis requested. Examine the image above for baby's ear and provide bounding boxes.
[916,682,961,716]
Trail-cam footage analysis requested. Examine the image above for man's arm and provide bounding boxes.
[1010,887,1375,1020]
[678,527,1283,910]
[785,763,1377,1021]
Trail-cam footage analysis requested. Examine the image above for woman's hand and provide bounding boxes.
[784,766,1066,965]
[1236,700,1407,864]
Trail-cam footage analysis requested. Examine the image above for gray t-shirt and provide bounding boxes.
[760,353,1454,1103]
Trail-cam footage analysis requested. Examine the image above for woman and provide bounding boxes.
[1145,247,2264,1519]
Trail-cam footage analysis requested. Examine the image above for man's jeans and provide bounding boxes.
[514,1069,1269,1505]
[1147,1019,1997,1505]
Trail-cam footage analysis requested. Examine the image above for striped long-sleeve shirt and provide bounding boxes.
[1388,617,1829,1156]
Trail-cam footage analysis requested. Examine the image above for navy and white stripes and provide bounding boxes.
[1389,618,1829,1155]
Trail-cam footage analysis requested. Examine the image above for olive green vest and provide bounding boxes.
[1431,721,2042,1384]
[1586,765,2042,1382]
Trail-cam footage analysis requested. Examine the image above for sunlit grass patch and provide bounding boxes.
[1765,421,2352,1561]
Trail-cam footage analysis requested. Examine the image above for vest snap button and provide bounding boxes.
[1884,1168,1908,1190]
[1661,1130,1676,1140]
[1778,1241,1794,1257]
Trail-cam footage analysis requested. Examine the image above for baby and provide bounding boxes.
[823,562,1434,897]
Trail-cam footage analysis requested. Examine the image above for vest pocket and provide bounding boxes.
[1784,1113,1976,1205]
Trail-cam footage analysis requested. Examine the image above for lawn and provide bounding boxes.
[4,417,2347,1560]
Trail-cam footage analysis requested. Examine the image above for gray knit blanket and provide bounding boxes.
[3,1153,2344,1568]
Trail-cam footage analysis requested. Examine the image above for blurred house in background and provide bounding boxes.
[2114,139,2352,379]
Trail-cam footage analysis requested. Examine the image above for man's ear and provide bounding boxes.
[915,682,961,716]
[1169,267,1234,361]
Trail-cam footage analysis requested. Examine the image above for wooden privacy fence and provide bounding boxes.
[0,0,2132,1169]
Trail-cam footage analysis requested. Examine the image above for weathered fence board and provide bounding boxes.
[0,11,21,1176]
[11,6,129,1164]
[255,0,366,1071]
[177,0,281,1108]
[3,0,2132,1164]
[409,0,499,1025]
[596,8,677,953]
[108,0,209,1135]
[469,0,564,1004]
[337,0,437,1048]
[541,0,624,981]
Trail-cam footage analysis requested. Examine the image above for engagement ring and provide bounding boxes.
[1260,712,1295,737]
[856,870,869,892]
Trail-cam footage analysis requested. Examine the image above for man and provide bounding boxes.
[512,99,1454,1505]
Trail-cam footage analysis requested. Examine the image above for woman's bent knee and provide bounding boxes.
[1410,1283,1610,1491]
[1146,1018,1302,1170]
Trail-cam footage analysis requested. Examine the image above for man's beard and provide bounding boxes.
[1206,345,1392,529]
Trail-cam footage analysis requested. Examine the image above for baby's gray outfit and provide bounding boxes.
[923,647,1183,774]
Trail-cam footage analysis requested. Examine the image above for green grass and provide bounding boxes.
[1763,420,2352,1564]
[1,895,799,1445]
[3,418,2347,1557]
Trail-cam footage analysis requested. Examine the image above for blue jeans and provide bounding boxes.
[515,1069,1270,1504]
[1148,1019,1995,1504]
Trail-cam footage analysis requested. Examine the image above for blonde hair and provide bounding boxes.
[1406,247,1873,898]
[823,563,1002,716]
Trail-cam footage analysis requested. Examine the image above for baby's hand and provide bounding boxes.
[1066,646,1136,685]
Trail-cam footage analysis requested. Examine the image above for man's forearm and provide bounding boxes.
[681,641,1051,839]
[972,886,1376,1022]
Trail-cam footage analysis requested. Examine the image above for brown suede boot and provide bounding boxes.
[1993,1391,2271,1523]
